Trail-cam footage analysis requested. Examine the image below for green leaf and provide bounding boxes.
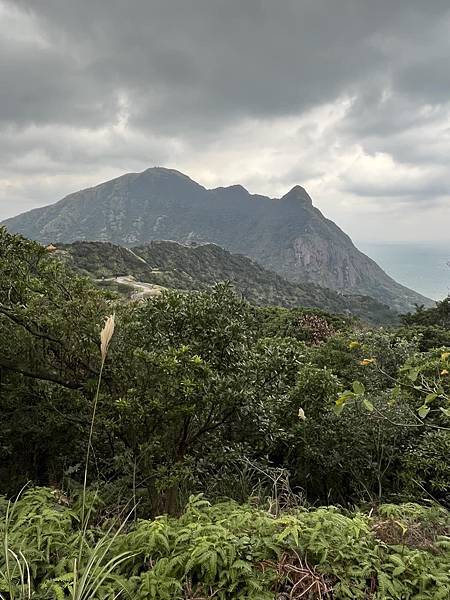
[407,367,420,382]
[333,403,346,415]
[352,381,365,395]
[425,392,438,404]
[362,399,374,412]
[417,405,430,418]
[439,407,450,418]
[336,391,354,407]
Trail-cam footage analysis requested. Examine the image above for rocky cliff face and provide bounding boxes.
[2,167,432,313]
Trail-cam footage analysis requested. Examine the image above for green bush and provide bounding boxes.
[402,430,450,503]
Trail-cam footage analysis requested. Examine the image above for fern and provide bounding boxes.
[1,488,449,599]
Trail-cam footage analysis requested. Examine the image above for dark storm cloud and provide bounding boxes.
[1,0,450,235]
[4,0,449,131]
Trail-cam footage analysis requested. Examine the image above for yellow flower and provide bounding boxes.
[441,352,450,362]
[359,358,376,366]
[441,369,449,376]
[348,341,360,350]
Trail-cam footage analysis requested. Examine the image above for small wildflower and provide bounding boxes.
[359,358,376,366]
[348,341,360,350]
[441,369,449,376]
[441,352,450,362]
[298,407,306,421]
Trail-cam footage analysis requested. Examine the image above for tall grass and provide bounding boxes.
[75,314,135,600]
[81,313,115,529]
[0,487,32,600]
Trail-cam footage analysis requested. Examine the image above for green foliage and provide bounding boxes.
[0,229,115,493]
[2,226,450,509]
[396,324,450,352]
[396,347,450,423]
[402,430,450,501]
[60,239,399,325]
[312,328,417,390]
[334,346,450,502]
[255,305,350,341]
[1,490,449,599]
[2,227,450,596]
[402,297,450,329]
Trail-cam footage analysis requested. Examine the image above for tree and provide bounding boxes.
[0,228,113,491]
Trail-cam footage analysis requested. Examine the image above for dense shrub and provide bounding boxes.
[402,430,450,503]
[1,228,450,510]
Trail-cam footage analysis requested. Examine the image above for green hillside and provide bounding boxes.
[57,239,398,324]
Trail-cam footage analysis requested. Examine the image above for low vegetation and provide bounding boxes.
[0,227,449,598]
[2,490,449,599]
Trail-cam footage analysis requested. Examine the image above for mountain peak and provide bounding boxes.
[144,166,181,175]
[281,185,313,206]
[1,168,432,312]
[138,167,205,191]
[142,166,194,181]
[212,183,249,195]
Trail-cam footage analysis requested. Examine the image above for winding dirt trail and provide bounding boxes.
[97,276,165,299]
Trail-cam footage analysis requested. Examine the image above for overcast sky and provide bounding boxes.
[1,0,450,242]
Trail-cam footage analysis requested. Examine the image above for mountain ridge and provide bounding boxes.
[2,167,432,313]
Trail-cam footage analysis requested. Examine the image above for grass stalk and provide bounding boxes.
[80,314,115,529]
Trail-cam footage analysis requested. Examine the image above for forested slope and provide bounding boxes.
[1,227,449,599]
[58,239,398,325]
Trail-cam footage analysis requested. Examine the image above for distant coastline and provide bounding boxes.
[359,241,450,302]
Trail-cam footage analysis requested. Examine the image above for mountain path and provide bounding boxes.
[97,275,165,299]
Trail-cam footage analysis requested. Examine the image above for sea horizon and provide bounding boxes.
[358,240,450,302]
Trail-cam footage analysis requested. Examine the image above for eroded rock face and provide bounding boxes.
[2,167,432,312]
[290,236,364,288]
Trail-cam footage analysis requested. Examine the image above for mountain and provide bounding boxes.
[2,167,432,312]
[56,240,397,325]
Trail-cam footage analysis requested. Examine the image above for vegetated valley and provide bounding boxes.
[1,225,450,599]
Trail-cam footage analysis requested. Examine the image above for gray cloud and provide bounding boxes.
[1,0,450,240]
[5,0,447,129]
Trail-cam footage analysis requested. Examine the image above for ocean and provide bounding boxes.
[358,241,450,302]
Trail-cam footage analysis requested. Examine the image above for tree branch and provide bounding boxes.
[0,357,82,390]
